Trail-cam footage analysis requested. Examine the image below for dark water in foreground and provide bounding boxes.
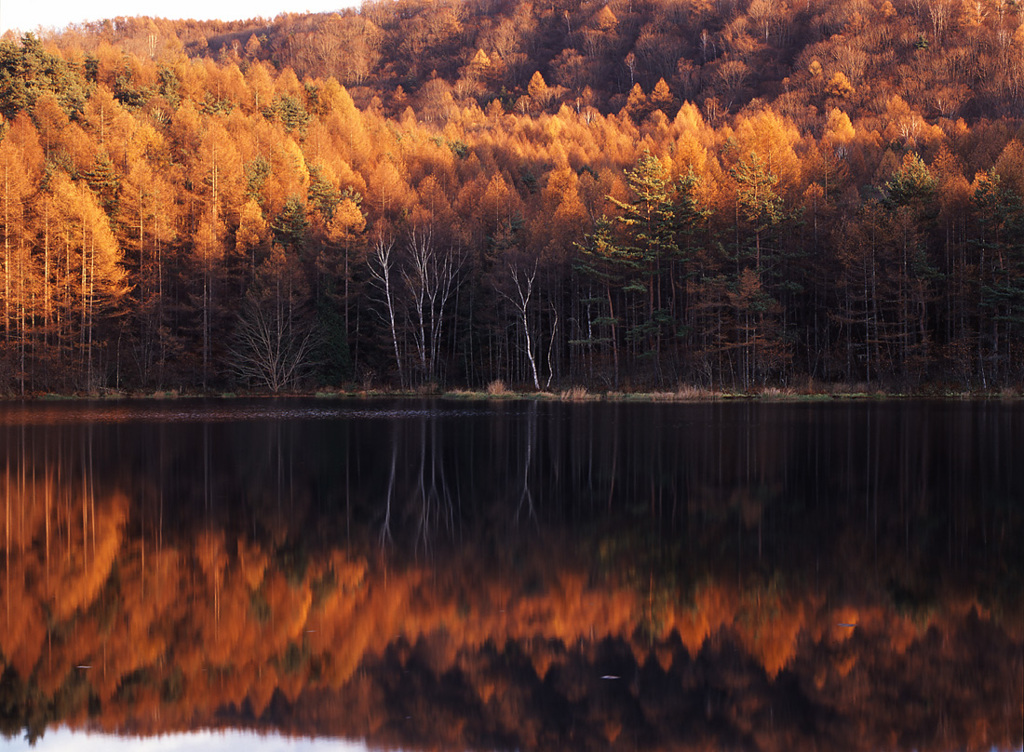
[0,398,1021,751]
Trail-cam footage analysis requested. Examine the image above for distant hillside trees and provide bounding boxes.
[0,0,1023,391]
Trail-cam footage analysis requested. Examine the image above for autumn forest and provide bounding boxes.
[3,0,1024,393]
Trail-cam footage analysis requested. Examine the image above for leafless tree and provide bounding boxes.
[368,235,404,387]
[499,259,541,390]
[228,293,319,392]
[402,228,464,384]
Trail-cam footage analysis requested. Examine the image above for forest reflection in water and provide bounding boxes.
[0,398,1021,752]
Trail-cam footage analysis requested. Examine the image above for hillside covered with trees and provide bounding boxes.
[3,0,1024,393]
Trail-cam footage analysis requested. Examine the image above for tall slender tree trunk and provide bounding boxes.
[370,238,404,386]
[607,284,619,388]
[3,161,10,348]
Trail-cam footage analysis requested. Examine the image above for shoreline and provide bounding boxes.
[4,383,1023,403]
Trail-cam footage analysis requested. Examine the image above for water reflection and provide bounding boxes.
[4,728,368,751]
[0,399,1021,751]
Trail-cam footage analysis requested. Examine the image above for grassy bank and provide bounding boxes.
[6,380,1023,403]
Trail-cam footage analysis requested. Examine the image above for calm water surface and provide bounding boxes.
[0,398,1021,751]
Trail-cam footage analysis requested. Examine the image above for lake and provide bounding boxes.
[0,398,1021,751]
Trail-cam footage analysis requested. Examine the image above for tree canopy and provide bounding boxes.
[2,0,1024,392]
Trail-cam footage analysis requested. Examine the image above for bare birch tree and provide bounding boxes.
[402,227,464,384]
[499,259,541,390]
[368,235,404,386]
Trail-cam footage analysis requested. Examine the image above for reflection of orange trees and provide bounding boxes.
[1,486,1021,746]
[2,471,127,682]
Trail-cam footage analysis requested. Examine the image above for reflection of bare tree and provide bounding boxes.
[376,415,458,553]
[412,417,457,554]
[516,401,538,526]
[379,428,397,549]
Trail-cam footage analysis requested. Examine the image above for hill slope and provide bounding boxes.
[0,0,1022,392]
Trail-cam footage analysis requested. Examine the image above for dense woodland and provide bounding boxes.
[3,0,1024,392]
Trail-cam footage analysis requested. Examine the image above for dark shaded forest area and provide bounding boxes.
[3,0,1024,393]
